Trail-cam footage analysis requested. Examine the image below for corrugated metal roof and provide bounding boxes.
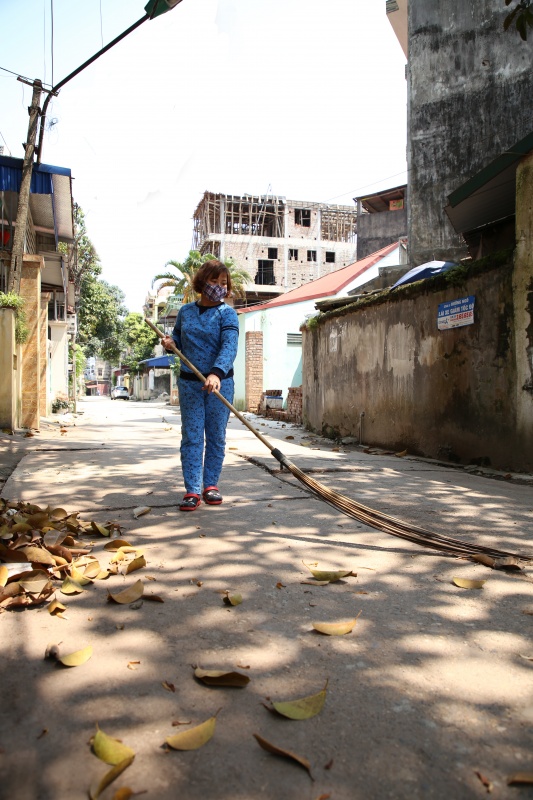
[238,242,400,314]
[0,155,74,242]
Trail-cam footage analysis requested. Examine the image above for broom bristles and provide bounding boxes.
[285,461,533,563]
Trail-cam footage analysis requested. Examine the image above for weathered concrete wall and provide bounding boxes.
[303,254,533,472]
[408,0,533,266]
[356,208,407,260]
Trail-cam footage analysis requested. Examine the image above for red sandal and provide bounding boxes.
[179,493,201,511]
[203,486,223,505]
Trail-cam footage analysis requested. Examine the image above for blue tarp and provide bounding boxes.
[140,355,176,368]
[390,260,458,290]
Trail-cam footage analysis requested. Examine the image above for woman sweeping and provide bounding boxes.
[162,260,239,511]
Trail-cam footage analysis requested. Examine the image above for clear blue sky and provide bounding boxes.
[1,0,407,312]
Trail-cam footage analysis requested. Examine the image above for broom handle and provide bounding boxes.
[144,317,282,458]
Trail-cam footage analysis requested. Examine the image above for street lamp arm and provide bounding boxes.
[36,13,150,164]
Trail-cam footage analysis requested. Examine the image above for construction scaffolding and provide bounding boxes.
[319,205,357,243]
[193,191,286,251]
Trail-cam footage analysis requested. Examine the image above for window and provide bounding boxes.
[97,368,103,377]
[294,208,311,227]
[287,333,302,346]
[307,250,317,262]
[325,251,335,263]
[255,260,275,285]
[268,247,278,259]
[289,248,298,260]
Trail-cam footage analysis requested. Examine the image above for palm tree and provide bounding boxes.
[152,251,252,304]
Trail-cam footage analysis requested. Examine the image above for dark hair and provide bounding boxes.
[193,259,232,296]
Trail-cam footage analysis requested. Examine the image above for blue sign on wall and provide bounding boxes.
[437,296,475,330]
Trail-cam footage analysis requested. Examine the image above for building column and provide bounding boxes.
[0,308,18,430]
[513,150,533,464]
[245,330,263,412]
[40,292,51,416]
[19,254,44,429]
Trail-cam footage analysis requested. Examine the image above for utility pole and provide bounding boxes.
[8,79,42,293]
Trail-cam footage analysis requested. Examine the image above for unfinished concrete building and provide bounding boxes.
[192,191,357,301]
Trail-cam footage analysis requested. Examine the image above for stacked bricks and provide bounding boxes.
[245,331,263,412]
[287,386,303,423]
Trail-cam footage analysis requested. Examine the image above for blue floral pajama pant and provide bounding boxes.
[178,376,234,495]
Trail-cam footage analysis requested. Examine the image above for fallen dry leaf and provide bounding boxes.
[125,555,146,575]
[223,592,242,606]
[474,770,493,793]
[194,668,250,687]
[165,714,218,750]
[162,681,176,692]
[47,598,67,617]
[107,580,144,605]
[276,582,286,589]
[303,562,355,582]
[89,756,134,800]
[253,733,313,779]
[133,506,151,519]
[267,682,327,720]
[57,645,93,667]
[452,577,486,589]
[92,725,135,766]
[507,772,533,785]
[312,612,362,636]
[104,540,132,551]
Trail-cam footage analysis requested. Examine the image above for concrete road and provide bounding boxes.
[1,397,533,800]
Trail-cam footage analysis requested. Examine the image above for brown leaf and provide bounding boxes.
[194,668,250,687]
[125,555,146,575]
[162,681,176,692]
[507,772,533,785]
[474,770,493,792]
[104,539,132,551]
[253,733,313,779]
[276,582,286,589]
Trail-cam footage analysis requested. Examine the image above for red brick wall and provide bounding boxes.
[245,331,263,411]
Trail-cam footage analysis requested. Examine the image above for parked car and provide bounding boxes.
[111,386,129,400]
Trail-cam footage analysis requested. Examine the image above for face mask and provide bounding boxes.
[203,283,227,303]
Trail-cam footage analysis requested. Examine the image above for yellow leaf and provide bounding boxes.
[0,565,8,587]
[303,562,354,582]
[107,579,144,604]
[125,555,146,574]
[452,577,486,589]
[69,564,94,586]
[312,612,361,636]
[104,540,132,551]
[25,512,50,530]
[89,756,134,800]
[92,726,135,766]
[112,789,134,800]
[253,733,313,778]
[83,561,102,579]
[57,644,93,667]
[47,598,67,616]
[133,506,151,519]
[223,592,242,606]
[50,508,68,521]
[194,668,250,687]
[91,521,111,537]
[61,575,84,595]
[165,714,218,750]
[270,683,327,719]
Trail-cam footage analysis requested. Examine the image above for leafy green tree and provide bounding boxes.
[504,0,533,39]
[152,250,252,304]
[121,312,159,373]
[77,276,127,364]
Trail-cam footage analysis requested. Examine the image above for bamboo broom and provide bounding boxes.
[145,318,533,565]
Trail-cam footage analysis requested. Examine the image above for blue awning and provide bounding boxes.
[0,154,71,195]
[140,355,176,368]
